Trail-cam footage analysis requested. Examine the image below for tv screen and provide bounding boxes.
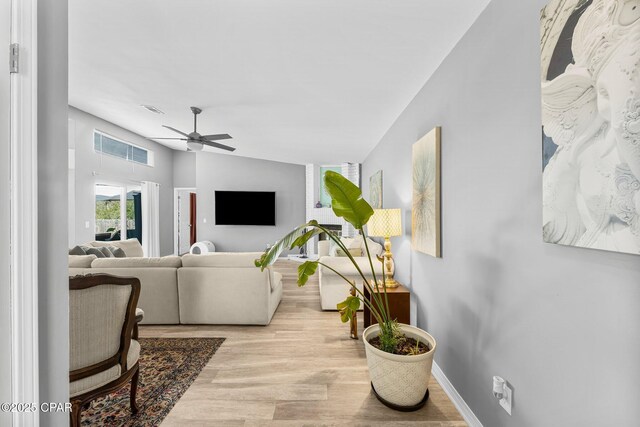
[215,191,276,226]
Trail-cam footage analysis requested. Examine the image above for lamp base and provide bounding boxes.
[384,278,399,289]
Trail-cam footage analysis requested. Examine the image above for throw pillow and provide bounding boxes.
[84,247,105,258]
[107,247,127,258]
[98,247,113,258]
[68,245,86,256]
[329,237,356,257]
[335,248,363,257]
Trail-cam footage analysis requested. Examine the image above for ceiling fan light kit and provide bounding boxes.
[148,106,235,152]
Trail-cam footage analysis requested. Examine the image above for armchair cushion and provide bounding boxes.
[69,339,140,398]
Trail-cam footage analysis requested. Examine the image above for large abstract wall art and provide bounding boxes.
[370,170,383,209]
[412,127,441,258]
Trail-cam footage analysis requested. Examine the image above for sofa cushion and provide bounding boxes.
[181,252,264,268]
[90,238,144,257]
[91,256,182,269]
[69,255,97,268]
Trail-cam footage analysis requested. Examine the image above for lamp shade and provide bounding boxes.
[367,209,402,237]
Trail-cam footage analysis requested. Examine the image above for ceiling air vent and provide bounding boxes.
[141,105,165,114]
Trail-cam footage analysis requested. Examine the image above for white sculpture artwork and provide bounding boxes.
[541,0,640,255]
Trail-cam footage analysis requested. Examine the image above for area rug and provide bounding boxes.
[81,337,225,426]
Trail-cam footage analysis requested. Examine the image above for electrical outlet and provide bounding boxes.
[499,382,512,415]
[85,221,90,229]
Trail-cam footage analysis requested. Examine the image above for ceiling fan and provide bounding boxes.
[149,107,235,152]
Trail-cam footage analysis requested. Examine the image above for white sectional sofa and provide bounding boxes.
[69,255,182,324]
[317,237,384,311]
[68,250,283,326]
[178,253,283,325]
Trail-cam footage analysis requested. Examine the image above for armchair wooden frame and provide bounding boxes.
[69,274,141,427]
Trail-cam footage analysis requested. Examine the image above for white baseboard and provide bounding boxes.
[432,361,483,427]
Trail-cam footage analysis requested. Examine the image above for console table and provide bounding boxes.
[363,282,410,327]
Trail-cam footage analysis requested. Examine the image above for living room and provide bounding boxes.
[2,0,640,426]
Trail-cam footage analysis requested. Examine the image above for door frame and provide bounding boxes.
[173,187,196,255]
[9,0,39,425]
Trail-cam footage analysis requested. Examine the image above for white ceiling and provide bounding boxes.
[70,0,490,165]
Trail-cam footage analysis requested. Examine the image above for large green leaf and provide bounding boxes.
[290,228,323,249]
[297,261,318,287]
[255,221,318,270]
[324,171,374,229]
[337,295,361,323]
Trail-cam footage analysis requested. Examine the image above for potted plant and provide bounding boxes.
[255,171,436,410]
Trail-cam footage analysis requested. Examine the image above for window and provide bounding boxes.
[93,130,153,166]
[95,184,142,243]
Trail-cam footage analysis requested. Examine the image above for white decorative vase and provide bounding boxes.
[363,323,436,407]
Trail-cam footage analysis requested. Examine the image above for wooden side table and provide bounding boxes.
[363,282,410,327]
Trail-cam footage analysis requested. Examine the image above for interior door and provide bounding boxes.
[176,189,194,255]
[0,1,13,424]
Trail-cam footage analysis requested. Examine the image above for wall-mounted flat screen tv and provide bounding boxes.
[215,191,276,226]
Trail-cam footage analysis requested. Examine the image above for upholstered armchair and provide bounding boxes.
[69,274,141,427]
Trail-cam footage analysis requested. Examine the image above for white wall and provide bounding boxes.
[38,0,69,424]
[362,0,640,425]
[69,107,175,255]
[195,152,305,253]
[0,1,11,424]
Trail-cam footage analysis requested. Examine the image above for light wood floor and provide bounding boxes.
[141,260,466,426]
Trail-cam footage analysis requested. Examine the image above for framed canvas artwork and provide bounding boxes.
[369,170,383,209]
[412,127,441,257]
[541,0,640,256]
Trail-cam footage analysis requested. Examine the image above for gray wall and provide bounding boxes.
[0,1,11,424]
[173,151,196,189]
[195,152,305,252]
[362,0,640,425]
[38,0,69,424]
[69,107,175,255]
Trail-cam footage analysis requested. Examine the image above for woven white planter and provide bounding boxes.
[363,323,436,407]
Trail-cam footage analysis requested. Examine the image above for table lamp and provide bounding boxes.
[367,208,402,288]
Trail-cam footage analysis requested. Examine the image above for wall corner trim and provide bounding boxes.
[432,361,483,427]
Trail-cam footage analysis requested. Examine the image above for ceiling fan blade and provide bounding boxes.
[148,137,188,140]
[201,140,236,152]
[162,125,190,137]
[202,133,232,141]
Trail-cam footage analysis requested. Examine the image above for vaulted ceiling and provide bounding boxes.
[70,0,490,165]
